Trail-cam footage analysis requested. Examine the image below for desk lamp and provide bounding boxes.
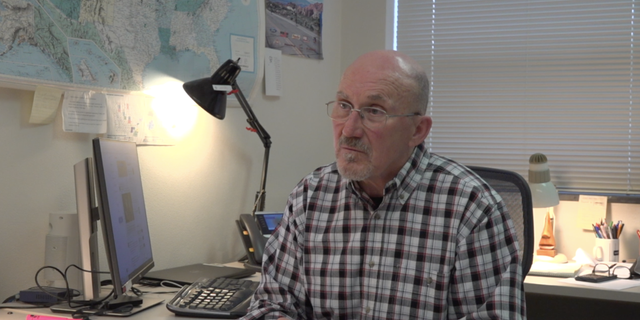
[528,153,560,258]
[183,58,272,215]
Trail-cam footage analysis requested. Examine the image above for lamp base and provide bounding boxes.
[536,249,557,257]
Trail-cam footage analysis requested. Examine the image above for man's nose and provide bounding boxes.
[342,109,365,136]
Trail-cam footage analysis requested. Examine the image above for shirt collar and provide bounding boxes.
[383,141,430,202]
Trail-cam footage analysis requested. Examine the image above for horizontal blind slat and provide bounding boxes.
[396,0,639,193]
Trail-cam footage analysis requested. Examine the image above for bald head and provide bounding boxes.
[343,50,429,114]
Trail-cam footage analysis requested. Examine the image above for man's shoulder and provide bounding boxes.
[296,162,342,187]
[426,153,481,184]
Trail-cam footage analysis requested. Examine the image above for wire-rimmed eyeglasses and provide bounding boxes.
[592,263,635,279]
[325,101,421,129]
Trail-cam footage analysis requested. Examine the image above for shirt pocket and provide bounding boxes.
[397,264,450,311]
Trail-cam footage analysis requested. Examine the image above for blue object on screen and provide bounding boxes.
[254,212,283,235]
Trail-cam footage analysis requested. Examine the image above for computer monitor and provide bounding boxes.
[92,138,156,309]
[52,139,162,316]
[73,157,101,300]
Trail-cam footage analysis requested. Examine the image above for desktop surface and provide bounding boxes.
[4,269,640,319]
[49,297,165,317]
[0,262,260,320]
[525,274,640,302]
[524,274,640,320]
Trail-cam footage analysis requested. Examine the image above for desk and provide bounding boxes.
[0,262,260,320]
[524,275,640,319]
[1,285,212,320]
[3,272,639,319]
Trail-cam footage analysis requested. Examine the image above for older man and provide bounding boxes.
[241,50,525,319]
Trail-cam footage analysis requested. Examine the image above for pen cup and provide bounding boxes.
[593,238,619,262]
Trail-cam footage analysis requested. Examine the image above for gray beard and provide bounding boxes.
[336,137,373,181]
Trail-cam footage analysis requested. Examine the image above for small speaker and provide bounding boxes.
[43,213,81,290]
[44,235,68,284]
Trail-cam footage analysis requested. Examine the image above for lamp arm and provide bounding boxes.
[231,82,272,149]
[231,81,271,214]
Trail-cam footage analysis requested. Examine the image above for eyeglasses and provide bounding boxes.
[326,101,421,129]
[592,263,635,279]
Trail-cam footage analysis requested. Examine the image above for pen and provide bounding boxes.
[599,221,607,239]
[598,225,604,239]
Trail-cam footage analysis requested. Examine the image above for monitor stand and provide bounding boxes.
[50,295,164,317]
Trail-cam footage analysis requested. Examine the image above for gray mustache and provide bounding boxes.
[339,137,371,155]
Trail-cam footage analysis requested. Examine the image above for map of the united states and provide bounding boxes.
[0,0,258,93]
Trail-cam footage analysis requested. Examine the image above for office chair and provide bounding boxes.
[467,166,534,277]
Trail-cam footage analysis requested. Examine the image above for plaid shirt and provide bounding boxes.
[241,142,526,319]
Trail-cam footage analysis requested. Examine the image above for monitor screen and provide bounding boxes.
[92,138,154,298]
[254,212,283,236]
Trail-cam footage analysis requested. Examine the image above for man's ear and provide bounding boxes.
[409,116,432,147]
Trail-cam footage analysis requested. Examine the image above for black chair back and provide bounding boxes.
[468,166,534,277]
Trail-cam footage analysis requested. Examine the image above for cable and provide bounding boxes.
[2,293,18,303]
[130,287,142,297]
[160,280,184,289]
[30,264,155,318]
[136,280,182,295]
[34,266,74,303]
[31,263,115,319]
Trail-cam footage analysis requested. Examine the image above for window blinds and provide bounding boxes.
[395,0,640,194]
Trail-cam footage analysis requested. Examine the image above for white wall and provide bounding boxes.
[14,0,632,302]
[538,202,640,263]
[0,0,379,300]
[340,0,391,71]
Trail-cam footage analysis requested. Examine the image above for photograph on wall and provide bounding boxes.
[265,0,323,60]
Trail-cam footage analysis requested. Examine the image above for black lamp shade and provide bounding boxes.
[182,59,242,120]
[183,77,227,119]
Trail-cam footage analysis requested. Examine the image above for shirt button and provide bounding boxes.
[399,194,406,200]
[369,261,375,268]
[427,277,433,286]
[365,306,371,313]
[374,213,380,219]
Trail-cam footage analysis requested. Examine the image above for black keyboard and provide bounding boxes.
[166,277,259,318]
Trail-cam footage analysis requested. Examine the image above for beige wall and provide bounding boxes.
[3,0,631,302]
[340,0,391,72]
[537,202,640,263]
[0,0,373,300]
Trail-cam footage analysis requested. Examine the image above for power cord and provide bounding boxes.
[31,264,115,319]
[11,264,160,319]
[33,266,81,303]
[34,264,110,303]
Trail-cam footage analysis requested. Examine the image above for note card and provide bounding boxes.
[576,195,607,230]
[61,90,107,133]
[29,86,64,124]
[265,48,282,96]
